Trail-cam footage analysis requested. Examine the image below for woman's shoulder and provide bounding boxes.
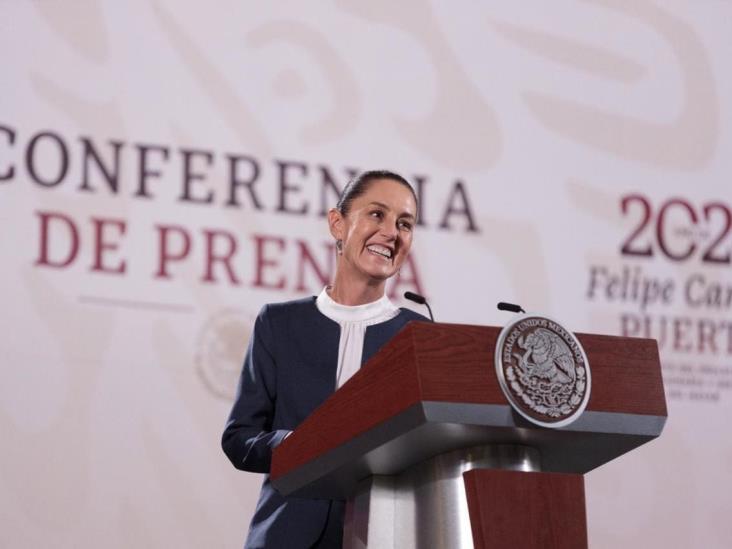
[258,295,318,320]
[397,306,431,323]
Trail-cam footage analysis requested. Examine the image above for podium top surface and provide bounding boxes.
[271,321,667,499]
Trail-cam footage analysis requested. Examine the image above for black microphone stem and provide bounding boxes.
[424,302,434,322]
[403,291,435,322]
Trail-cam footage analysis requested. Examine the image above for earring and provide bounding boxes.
[336,239,343,254]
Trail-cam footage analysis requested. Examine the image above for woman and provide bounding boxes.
[222,170,429,549]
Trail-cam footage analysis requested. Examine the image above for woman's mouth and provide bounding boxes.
[366,244,393,260]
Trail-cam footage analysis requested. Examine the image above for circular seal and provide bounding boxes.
[494,314,591,428]
[195,308,254,400]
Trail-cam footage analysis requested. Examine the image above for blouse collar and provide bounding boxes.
[316,286,398,324]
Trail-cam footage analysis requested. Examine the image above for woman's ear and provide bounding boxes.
[328,208,344,240]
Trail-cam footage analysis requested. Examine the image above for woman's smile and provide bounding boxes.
[365,243,394,261]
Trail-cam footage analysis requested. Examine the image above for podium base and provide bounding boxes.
[464,469,587,549]
[343,444,540,549]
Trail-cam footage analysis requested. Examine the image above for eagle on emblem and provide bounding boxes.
[513,328,576,385]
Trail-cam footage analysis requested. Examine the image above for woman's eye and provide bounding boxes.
[370,210,384,219]
[398,220,413,231]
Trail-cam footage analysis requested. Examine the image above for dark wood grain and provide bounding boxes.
[413,322,505,403]
[464,469,587,549]
[577,331,666,415]
[272,321,666,482]
[412,322,666,416]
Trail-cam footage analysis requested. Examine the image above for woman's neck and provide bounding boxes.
[328,272,386,306]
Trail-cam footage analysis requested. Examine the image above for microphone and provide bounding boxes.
[497,301,526,314]
[404,291,435,322]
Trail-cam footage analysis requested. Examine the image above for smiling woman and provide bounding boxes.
[221,170,430,549]
[327,171,418,304]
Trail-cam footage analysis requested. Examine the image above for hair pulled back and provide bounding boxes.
[336,170,417,217]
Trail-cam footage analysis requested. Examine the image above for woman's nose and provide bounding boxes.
[380,223,398,240]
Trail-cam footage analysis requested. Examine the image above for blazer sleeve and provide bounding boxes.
[221,305,290,473]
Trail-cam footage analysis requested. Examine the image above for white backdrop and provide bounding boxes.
[1,1,731,547]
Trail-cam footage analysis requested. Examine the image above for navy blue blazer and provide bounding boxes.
[222,296,428,549]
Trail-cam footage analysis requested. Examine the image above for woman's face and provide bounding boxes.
[330,178,417,283]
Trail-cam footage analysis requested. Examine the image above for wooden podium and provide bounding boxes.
[271,321,666,548]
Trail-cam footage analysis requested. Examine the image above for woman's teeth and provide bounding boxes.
[367,245,392,259]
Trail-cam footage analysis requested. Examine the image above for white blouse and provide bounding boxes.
[316,287,399,388]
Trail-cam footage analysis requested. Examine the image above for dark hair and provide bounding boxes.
[336,170,418,216]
